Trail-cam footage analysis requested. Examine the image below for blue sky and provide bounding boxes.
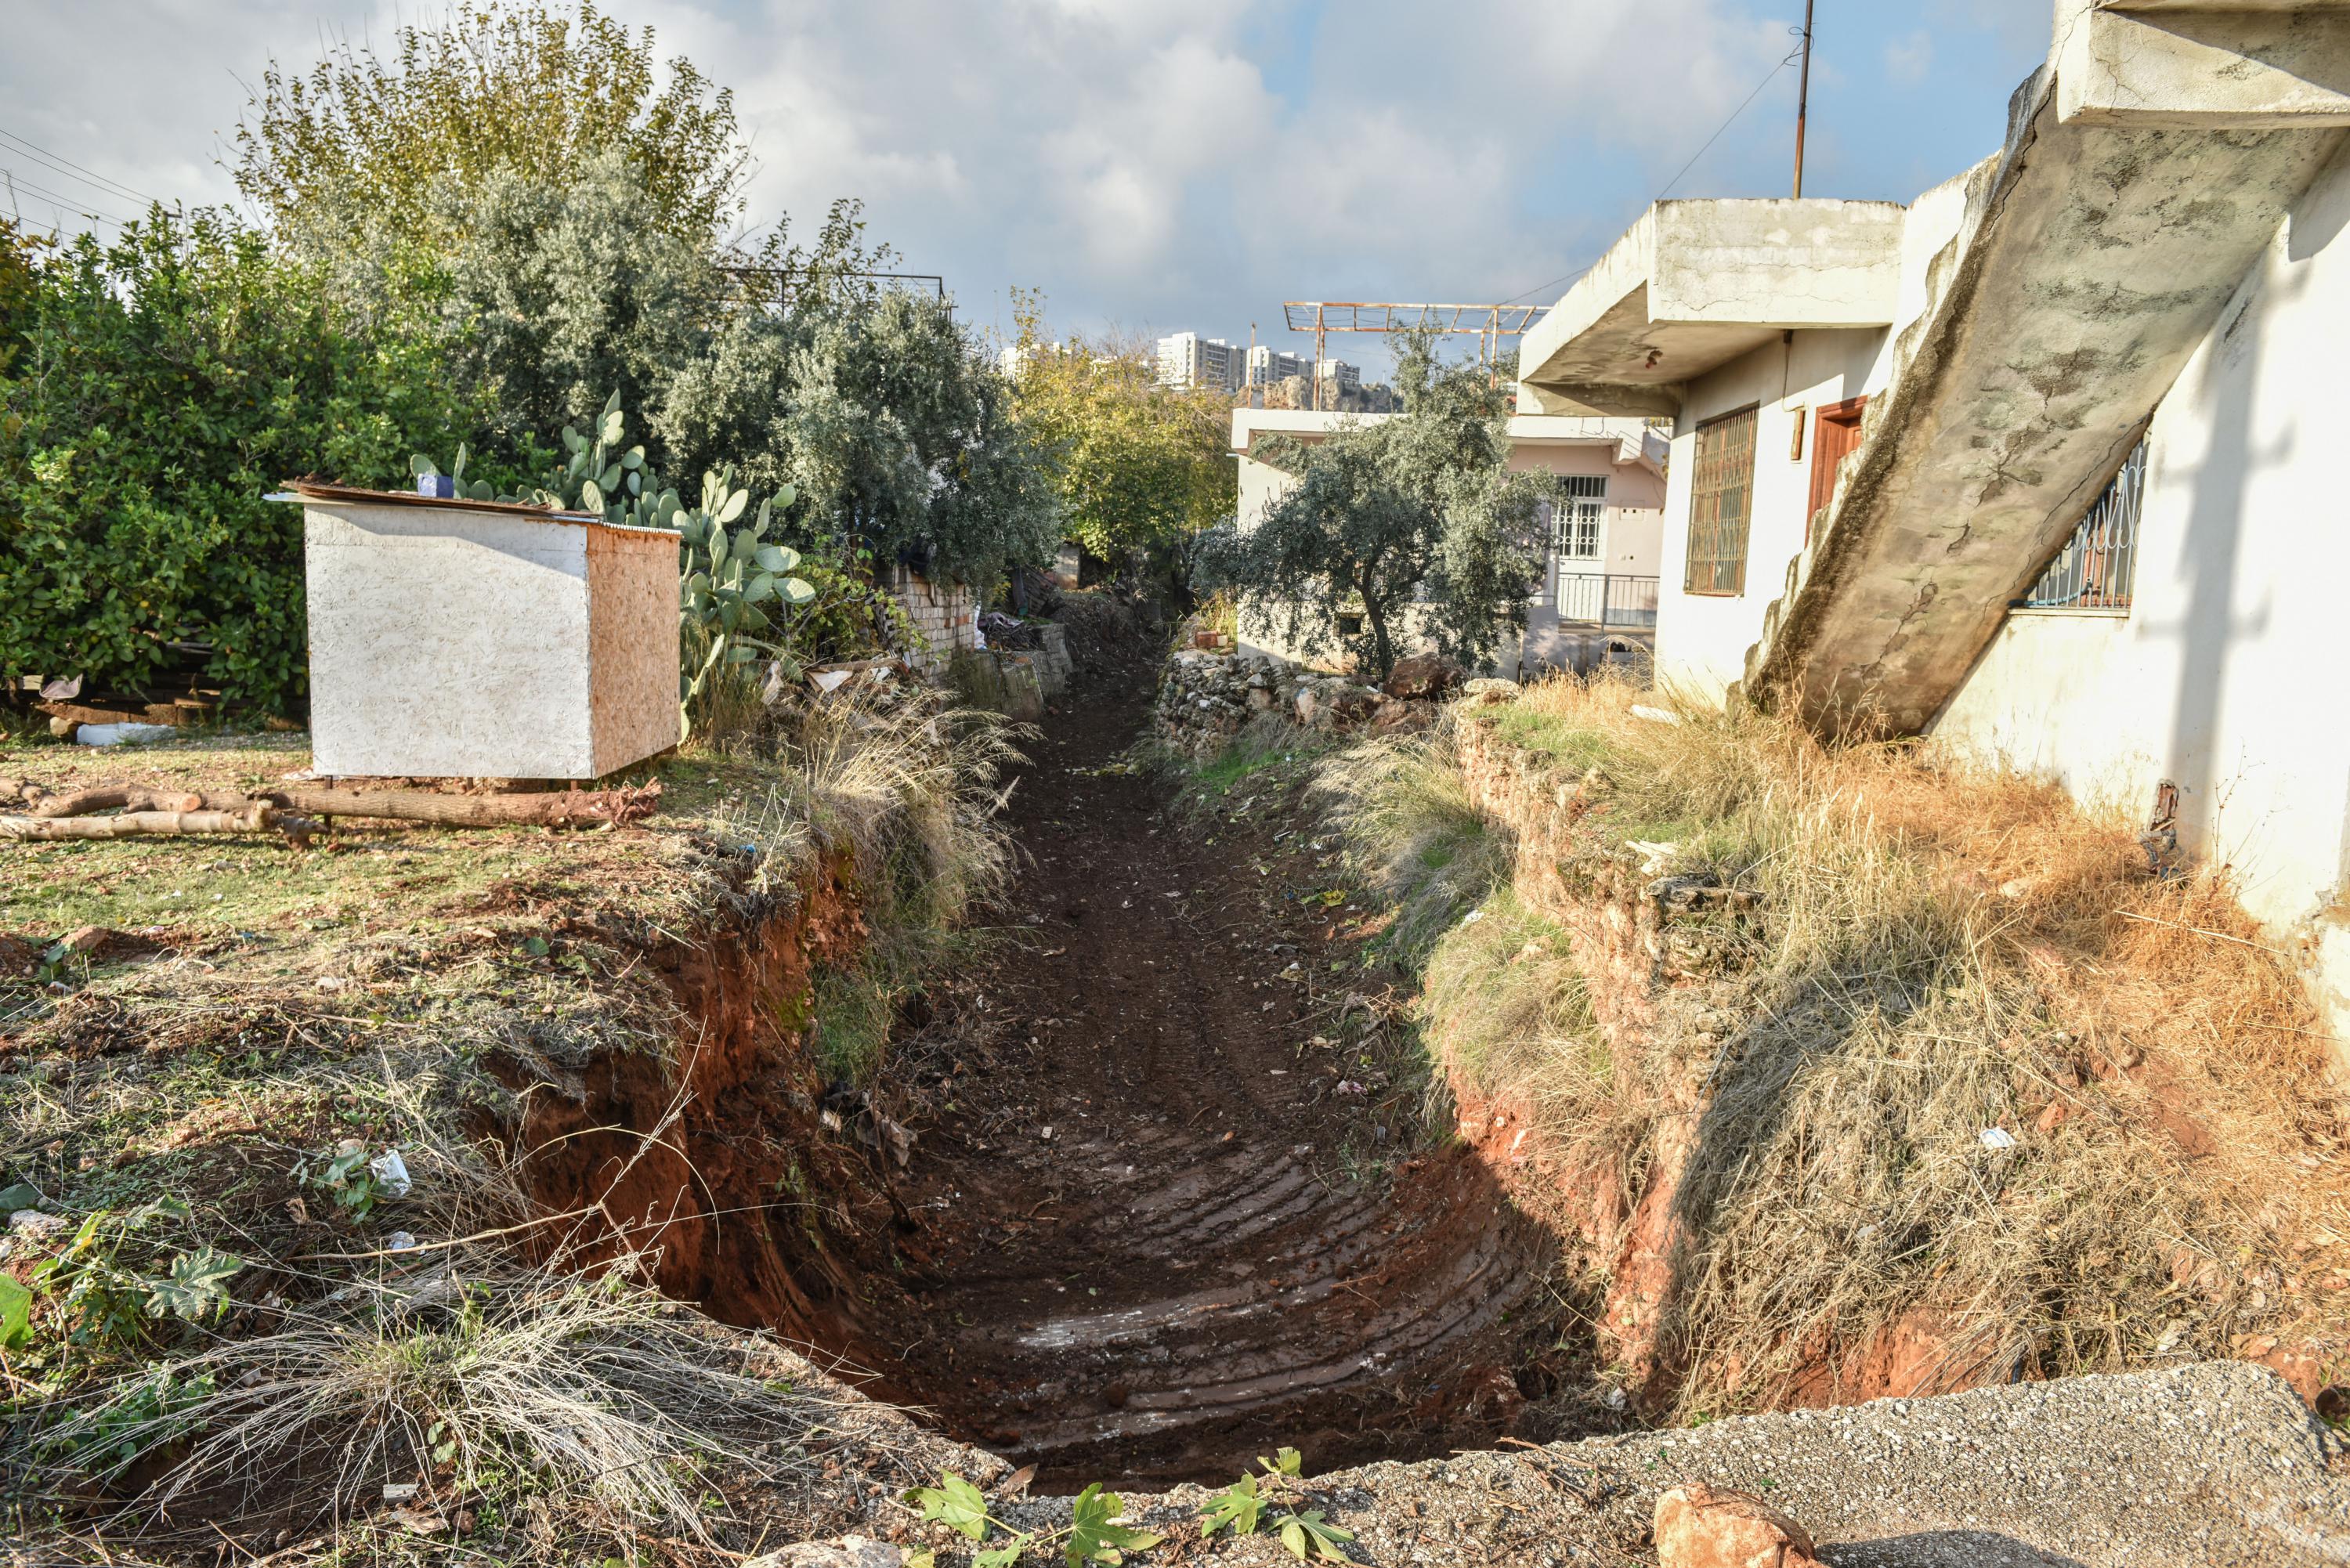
[2,1,2052,377]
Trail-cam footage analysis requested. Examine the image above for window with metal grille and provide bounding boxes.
[2020,436,2146,611]
[1549,475,1608,562]
[1685,406,1758,595]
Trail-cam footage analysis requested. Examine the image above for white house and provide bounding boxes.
[1516,0,2350,1070]
[1228,406,1668,679]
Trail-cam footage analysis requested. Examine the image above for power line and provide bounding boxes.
[0,167,130,231]
[1499,34,1808,309]
[0,126,161,209]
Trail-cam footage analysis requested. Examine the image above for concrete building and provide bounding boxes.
[1229,407,1667,678]
[1517,0,2350,1069]
[1156,332,1242,395]
[1314,359,1362,396]
[1247,346,1311,388]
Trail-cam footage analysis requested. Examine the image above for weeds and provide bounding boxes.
[1329,669,2350,1418]
[1198,1447,1358,1562]
[1313,718,1509,963]
[909,1471,1161,1566]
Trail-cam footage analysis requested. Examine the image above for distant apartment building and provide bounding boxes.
[1314,359,1362,395]
[1246,346,1311,387]
[1155,332,1242,394]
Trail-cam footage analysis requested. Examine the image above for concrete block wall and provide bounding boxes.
[889,566,978,675]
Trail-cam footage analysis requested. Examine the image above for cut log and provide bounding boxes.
[30,785,206,818]
[0,804,275,840]
[265,783,660,829]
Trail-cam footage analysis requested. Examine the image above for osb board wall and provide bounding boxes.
[587,524,684,778]
[305,505,598,779]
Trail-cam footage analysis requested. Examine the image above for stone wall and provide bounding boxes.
[949,626,1076,723]
[1152,650,1474,757]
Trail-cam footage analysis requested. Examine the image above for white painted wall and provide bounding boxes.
[1652,327,1890,699]
[303,499,679,780]
[1647,171,1977,703]
[1933,137,2350,1003]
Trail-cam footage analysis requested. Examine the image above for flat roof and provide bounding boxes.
[1517,198,1907,417]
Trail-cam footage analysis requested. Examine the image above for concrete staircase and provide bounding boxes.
[1741,2,2350,734]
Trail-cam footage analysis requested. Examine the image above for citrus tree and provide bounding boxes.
[1003,292,1233,585]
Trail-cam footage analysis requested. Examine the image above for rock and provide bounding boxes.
[1246,685,1274,710]
[1461,677,1521,706]
[1653,1484,1821,1568]
[1294,687,1321,725]
[1383,652,1466,699]
[746,1536,902,1568]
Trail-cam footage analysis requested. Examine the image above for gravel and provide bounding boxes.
[901,1361,2348,1566]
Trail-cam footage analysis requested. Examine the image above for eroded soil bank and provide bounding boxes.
[514,670,1598,1489]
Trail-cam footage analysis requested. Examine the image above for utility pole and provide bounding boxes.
[1792,0,1815,198]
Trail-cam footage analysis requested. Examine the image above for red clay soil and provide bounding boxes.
[864,674,1571,1487]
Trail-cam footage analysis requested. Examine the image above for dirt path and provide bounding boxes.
[880,672,1564,1487]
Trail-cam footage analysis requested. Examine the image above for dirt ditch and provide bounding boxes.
[512,674,1590,1490]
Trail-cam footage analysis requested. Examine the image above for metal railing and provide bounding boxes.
[1556,573,1661,628]
[2020,437,2146,610]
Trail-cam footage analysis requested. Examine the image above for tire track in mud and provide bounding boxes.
[884,674,1563,1487]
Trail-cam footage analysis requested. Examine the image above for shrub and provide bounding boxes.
[0,211,478,716]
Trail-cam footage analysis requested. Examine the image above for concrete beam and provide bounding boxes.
[1744,70,2345,735]
[1516,200,1905,415]
[2059,0,2350,127]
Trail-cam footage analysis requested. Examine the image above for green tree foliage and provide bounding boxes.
[1202,338,1553,681]
[779,290,1063,591]
[235,1,747,244]
[0,211,478,715]
[1003,292,1234,566]
[436,150,716,451]
[430,151,893,482]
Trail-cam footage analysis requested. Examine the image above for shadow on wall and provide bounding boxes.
[2155,256,2287,854]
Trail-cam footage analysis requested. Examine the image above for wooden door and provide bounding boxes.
[1808,396,1867,538]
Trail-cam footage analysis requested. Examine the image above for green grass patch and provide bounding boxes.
[1488,704,1610,770]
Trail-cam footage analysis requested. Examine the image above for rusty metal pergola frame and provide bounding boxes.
[1278,301,1552,409]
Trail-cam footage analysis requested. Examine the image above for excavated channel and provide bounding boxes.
[815,674,1578,1487]
[519,672,1589,1489]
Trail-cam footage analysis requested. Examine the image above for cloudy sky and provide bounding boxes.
[2,0,2050,374]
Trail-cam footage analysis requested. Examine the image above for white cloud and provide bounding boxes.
[1885,30,1935,84]
[0,0,2044,372]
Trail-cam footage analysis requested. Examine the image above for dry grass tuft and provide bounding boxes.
[1315,718,1512,963]
[34,1261,840,1541]
[1361,670,2350,1417]
[710,688,1021,1079]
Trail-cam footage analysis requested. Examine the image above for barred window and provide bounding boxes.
[1547,475,1607,562]
[1685,405,1758,596]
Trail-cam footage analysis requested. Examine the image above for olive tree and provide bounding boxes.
[1204,339,1553,681]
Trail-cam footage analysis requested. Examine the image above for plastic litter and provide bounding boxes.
[74,722,176,748]
[369,1149,413,1198]
[1979,1127,2019,1151]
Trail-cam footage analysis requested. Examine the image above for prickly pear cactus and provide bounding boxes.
[409,390,814,736]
